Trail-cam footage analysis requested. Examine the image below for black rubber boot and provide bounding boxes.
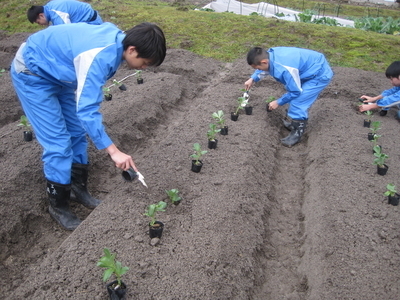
[47,180,81,231]
[282,119,294,131]
[71,163,101,209]
[379,110,388,116]
[281,120,307,147]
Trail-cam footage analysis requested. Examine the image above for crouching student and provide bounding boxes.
[244,46,333,147]
[11,22,166,230]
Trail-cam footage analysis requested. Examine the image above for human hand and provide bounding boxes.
[359,104,370,112]
[244,78,253,90]
[268,100,279,111]
[106,144,138,171]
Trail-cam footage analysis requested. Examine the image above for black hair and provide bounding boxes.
[123,22,166,67]
[385,61,400,79]
[247,47,268,65]
[27,6,44,24]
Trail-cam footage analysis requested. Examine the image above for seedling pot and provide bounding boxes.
[266,104,272,112]
[191,160,203,173]
[149,221,164,238]
[220,126,228,135]
[118,84,127,91]
[388,194,400,206]
[24,131,33,142]
[104,94,112,101]
[377,164,388,176]
[208,139,218,149]
[137,78,143,84]
[106,280,127,300]
[121,168,138,181]
[231,113,239,121]
[364,120,371,128]
[245,106,253,115]
[368,132,374,141]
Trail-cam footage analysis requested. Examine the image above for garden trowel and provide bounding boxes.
[241,90,250,107]
[136,171,148,188]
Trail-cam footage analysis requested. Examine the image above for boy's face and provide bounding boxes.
[35,13,48,26]
[123,46,152,70]
[389,76,400,87]
[251,59,269,71]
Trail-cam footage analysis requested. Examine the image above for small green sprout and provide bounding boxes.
[17,115,31,131]
[144,201,167,226]
[190,143,207,165]
[384,183,397,197]
[97,248,129,287]
[212,110,226,127]
[165,189,182,204]
[207,123,221,141]
[373,145,388,167]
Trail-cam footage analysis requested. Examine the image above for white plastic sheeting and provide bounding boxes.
[202,0,355,27]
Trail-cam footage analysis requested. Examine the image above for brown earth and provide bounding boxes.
[1,31,400,300]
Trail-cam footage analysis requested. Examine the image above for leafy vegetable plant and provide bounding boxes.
[234,97,246,115]
[144,201,167,226]
[370,121,381,134]
[207,123,221,141]
[190,143,207,165]
[17,115,31,131]
[97,248,129,287]
[165,189,182,205]
[373,145,388,167]
[212,110,226,128]
[384,183,397,197]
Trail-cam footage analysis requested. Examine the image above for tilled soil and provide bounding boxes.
[1,32,400,300]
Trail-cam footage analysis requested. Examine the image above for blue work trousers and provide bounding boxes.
[287,65,333,120]
[11,64,88,184]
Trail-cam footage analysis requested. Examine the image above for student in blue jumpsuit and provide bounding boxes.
[244,47,333,147]
[359,61,400,119]
[11,22,166,230]
[27,0,103,26]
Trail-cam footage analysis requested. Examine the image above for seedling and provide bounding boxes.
[165,189,182,205]
[0,68,5,77]
[234,97,246,115]
[207,123,221,141]
[265,96,276,103]
[136,70,143,84]
[370,121,381,134]
[112,79,126,91]
[97,248,129,288]
[17,115,31,131]
[384,183,397,197]
[102,87,111,96]
[190,143,207,165]
[212,110,226,128]
[364,110,373,121]
[373,145,388,167]
[144,201,167,226]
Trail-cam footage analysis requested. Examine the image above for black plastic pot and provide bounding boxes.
[388,194,400,206]
[191,160,203,173]
[364,120,371,128]
[24,131,33,142]
[104,94,112,101]
[266,104,272,112]
[137,78,143,84]
[220,126,228,135]
[377,164,388,176]
[118,84,127,91]
[245,106,253,115]
[208,139,218,149]
[106,280,127,300]
[149,221,164,238]
[368,132,374,141]
[121,168,138,181]
[231,112,239,121]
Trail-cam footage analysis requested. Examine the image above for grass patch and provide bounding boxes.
[1,0,399,72]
